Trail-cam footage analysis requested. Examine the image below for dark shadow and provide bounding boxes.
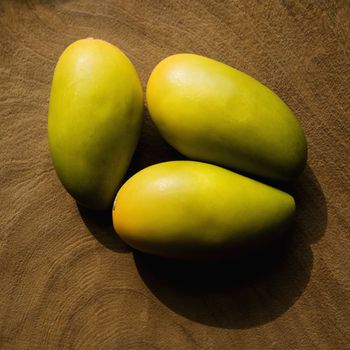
[134,165,328,328]
[125,109,186,180]
[286,165,327,244]
[78,203,130,253]
[75,105,327,328]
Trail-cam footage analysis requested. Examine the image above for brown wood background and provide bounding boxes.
[1,0,350,349]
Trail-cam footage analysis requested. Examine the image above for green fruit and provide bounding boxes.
[146,54,307,182]
[113,161,295,260]
[48,38,143,210]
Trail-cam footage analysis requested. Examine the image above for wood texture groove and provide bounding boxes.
[1,0,349,349]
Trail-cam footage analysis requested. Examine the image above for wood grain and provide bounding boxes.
[1,0,349,349]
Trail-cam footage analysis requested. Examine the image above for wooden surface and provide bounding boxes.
[1,0,349,349]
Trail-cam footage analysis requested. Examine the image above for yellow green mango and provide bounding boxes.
[113,161,295,260]
[48,38,143,210]
[146,54,307,182]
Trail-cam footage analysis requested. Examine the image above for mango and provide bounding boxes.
[146,54,307,182]
[48,38,143,210]
[113,161,295,260]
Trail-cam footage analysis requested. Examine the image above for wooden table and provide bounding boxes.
[1,1,349,349]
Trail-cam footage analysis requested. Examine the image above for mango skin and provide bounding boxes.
[48,39,143,210]
[146,54,307,182]
[113,161,295,260]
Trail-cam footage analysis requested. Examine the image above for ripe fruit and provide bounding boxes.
[113,161,295,260]
[48,38,143,210]
[147,54,307,182]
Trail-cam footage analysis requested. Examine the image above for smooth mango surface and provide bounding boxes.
[113,161,295,260]
[147,54,307,182]
[48,38,143,210]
